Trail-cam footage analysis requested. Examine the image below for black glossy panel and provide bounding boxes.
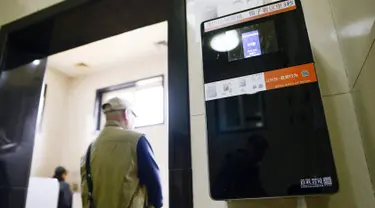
[169,132,192,170]
[169,169,193,208]
[9,187,27,208]
[0,188,10,208]
[0,61,46,188]
[206,85,338,200]
[201,0,338,200]
[0,30,6,70]
[168,0,191,171]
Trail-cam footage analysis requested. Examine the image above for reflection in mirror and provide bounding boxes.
[0,61,46,188]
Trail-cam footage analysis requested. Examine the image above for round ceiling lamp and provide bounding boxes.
[210,30,240,52]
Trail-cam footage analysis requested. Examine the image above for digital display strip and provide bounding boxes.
[204,63,317,101]
[204,0,297,32]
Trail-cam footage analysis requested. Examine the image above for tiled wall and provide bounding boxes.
[187,0,375,208]
[0,0,62,26]
[352,43,375,193]
[327,0,375,88]
[305,0,375,206]
[327,0,375,194]
[344,0,375,195]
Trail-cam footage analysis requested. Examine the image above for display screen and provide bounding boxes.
[242,30,262,58]
[227,21,279,62]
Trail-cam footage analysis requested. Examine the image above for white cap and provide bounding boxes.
[102,97,136,115]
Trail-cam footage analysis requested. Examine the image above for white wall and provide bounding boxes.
[352,43,375,194]
[0,0,63,26]
[328,0,375,194]
[30,68,71,177]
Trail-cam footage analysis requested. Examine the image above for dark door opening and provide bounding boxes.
[0,0,192,207]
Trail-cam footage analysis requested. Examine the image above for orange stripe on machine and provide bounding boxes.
[204,63,318,101]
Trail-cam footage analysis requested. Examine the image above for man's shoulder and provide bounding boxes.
[100,127,143,142]
[124,129,143,138]
[118,129,144,141]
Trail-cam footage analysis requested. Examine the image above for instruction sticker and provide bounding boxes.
[204,0,297,32]
[264,63,317,90]
[204,63,317,101]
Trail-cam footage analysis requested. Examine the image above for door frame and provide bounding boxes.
[0,0,192,207]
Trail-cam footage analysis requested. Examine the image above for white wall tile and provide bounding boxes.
[227,198,296,208]
[352,42,375,192]
[328,0,375,87]
[352,88,375,194]
[187,21,206,116]
[187,6,226,205]
[190,114,228,208]
[353,41,375,92]
[189,74,205,116]
[30,68,71,177]
[186,0,371,207]
[301,0,350,96]
[0,0,63,26]
[319,93,375,208]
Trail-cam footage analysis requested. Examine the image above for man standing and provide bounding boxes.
[81,97,163,208]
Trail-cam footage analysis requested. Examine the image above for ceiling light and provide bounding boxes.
[32,60,41,66]
[155,40,168,47]
[75,62,89,68]
[210,30,240,52]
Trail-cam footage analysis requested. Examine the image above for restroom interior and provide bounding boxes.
[29,21,169,207]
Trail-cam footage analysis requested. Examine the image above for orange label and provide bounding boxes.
[204,63,318,101]
[264,63,317,90]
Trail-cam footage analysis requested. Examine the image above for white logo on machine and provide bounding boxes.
[300,176,333,188]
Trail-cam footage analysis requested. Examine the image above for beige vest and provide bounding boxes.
[81,121,148,208]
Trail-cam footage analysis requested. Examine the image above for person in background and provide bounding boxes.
[80,97,163,208]
[53,166,73,208]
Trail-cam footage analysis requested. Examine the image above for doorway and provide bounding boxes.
[32,22,168,207]
[0,0,192,207]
